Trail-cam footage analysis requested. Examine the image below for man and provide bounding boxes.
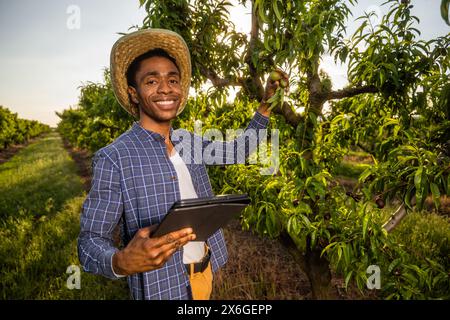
[78,28,288,300]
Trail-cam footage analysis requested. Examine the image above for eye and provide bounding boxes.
[169,79,179,84]
[145,79,157,85]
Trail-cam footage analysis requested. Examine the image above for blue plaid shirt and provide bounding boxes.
[78,111,269,300]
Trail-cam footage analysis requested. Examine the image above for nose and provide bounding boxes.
[157,79,172,94]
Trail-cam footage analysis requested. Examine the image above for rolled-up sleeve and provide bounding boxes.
[77,150,123,280]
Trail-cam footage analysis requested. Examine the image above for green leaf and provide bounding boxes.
[258,2,268,24]
[304,176,312,187]
[297,201,312,214]
[299,157,306,173]
[402,272,419,285]
[308,112,318,127]
[362,214,369,241]
[300,214,311,229]
[343,244,351,265]
[257,203,266,219]
[345,271,354,288]
[266,179,280,190]
[430,182,441,209]
[273,0,282,22]
[265,210,277,237]
[263,34,272,51]
[321,242,338,257]
[310,230,317,248]
[306,186,316,199]
[384,118,399,127]
[404,185,414,210]
[359,167,373,183]
[337,244,343,264]
[388,258,402,273]
[287,216,298,235]
[441,0,450,26]
[414,166,423,191]
[379,69,386,86]
[397,155,417,164]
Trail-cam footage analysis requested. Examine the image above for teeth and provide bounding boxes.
[156,100,174,106]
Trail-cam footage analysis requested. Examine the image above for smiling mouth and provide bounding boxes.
[156,100,176,106]
[154,99,179,110]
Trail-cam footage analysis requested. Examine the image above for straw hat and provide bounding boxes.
[110,28,191,118]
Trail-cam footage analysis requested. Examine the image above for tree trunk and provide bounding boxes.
[280,232,336,299]
[303,246,335,299]
[277,71,337,299]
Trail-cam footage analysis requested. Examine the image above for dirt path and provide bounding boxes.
[212,219,312,299]
[61,138,93,192]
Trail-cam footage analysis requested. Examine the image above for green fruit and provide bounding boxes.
[269,71,282,81]
[280,79,288,88]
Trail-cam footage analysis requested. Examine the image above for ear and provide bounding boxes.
[127,86,139,105]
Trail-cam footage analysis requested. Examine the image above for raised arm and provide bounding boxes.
[200,110,270,165]
[200,69,289,165]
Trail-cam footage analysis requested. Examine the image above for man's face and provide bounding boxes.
[128,56,182,123]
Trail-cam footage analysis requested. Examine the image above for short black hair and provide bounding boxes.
[126,48,180,88]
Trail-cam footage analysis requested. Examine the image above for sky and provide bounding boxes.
[0,0,448,127]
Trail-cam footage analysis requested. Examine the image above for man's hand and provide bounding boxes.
[112,225,196,276]
[257,69,289,117]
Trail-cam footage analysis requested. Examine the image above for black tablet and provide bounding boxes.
[151,194,251,241]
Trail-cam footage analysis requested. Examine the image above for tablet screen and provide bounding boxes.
[151,194,251,240]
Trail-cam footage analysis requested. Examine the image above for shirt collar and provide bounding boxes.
[131,121,177,144]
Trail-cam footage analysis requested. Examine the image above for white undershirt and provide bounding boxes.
[169,149,206,264]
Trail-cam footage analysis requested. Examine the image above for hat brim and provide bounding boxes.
[110,29,191,118]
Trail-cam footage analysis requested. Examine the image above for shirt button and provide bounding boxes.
[171,175,177,180]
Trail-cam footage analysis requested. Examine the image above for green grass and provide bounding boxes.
[0,132,129,299]
[391,211,450,266]
[379,209,450,299]
[333,160,372,179]
[332,149,374,180]
[379,204,450,261]
[0,133,84,220]
[347,150,372,159]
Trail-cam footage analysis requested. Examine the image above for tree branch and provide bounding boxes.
[273,101,303,127]
[383,196,416,233]
[243,0,264,100]
[326,85,379,101]
[272,85,379,128]
[198,65,243,88]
